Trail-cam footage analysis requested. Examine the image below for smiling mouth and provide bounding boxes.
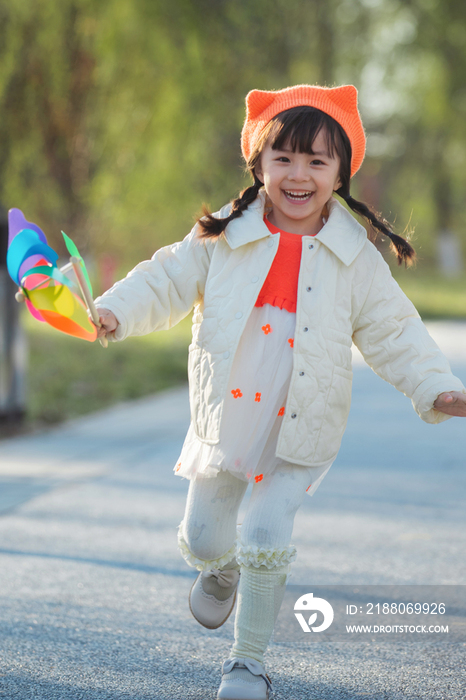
[283,190,313,201]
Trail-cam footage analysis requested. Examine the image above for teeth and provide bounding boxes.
[284,191,312,199]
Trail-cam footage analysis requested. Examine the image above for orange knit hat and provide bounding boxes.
[241,84,366,177]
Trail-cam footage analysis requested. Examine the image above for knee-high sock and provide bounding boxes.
[230,563,288,665]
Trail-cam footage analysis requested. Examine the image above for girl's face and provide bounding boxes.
[255,128,342,236]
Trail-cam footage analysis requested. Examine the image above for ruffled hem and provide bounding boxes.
[255,294,296,313]
[177,521,240,572]
[174,456,286,484]
[236,542,297,569]
[175,459,256,483]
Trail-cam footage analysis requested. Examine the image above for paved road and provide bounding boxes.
[0,322,465,699]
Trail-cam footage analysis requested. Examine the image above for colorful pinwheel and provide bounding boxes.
[7,209,106,347]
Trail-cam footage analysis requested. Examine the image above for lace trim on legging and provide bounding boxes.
[236,542,297,569]
[177,521,240,572]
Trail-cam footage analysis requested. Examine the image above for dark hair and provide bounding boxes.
[197,107,416,266]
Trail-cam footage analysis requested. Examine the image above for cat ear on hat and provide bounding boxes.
[325,84,358,112]
[245,89,276,121]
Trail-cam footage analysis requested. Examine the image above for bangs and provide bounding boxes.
[265,106,348,160]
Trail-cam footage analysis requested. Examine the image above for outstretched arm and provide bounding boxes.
[93,225,214,341]
[352,248,466,423]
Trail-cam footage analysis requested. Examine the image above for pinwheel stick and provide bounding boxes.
[70,256,108,348]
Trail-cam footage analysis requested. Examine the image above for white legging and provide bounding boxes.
[177,464,312,664]
[179,463,312,567]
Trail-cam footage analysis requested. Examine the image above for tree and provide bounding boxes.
[0,0,98,251]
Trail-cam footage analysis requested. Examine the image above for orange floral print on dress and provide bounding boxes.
[262,324,272,335]
[255,392,261,402]
[288,338,294,348]
[255,474,264,483]
[231,388,243,398]
[277,406,285,416]
[176,463,181,472]
[306,484,312,492]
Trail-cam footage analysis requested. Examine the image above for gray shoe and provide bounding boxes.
[189,567,240,629]
[217,657,273,700]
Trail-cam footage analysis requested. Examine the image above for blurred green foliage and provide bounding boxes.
[2,0,466,426]
[2,0,466,276]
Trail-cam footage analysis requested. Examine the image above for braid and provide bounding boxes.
[339,191,416,267]
[197,177,262,239]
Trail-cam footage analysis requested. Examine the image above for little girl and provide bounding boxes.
[93,85,466,700]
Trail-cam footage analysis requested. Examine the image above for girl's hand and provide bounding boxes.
[433,391,466,417]
[93,308,119,339]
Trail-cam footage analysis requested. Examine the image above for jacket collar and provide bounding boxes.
[223,190,271,249]
[224,189,367,266]
[315,197,367,266]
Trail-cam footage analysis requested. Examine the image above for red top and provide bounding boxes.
[255,218,316,313]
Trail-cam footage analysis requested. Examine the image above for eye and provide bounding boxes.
[311,159,325,166]
[276,156,290,163]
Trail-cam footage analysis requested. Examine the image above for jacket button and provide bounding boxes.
[251,276,259,283]
[223,351,230,359]
[306,286,312,292]
[299,371,304,376]
[308,244,314,249]
[303,327,309,332]
[267,239,274,247]
[235,312,243,319]
[291,413,297,419]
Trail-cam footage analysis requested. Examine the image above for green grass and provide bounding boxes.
[24,312,192,427]
[19,267,466,429]
[392,268,466,320]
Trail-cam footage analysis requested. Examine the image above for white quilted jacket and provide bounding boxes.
[94,191,464,468]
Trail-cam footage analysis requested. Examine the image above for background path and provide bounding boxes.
[0,322,465,699]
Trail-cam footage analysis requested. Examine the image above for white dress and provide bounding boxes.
[173,303,332,498]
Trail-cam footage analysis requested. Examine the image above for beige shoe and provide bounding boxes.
[217,657,273,700]
[189,568,240,629]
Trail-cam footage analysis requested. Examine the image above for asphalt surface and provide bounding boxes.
[0,321,465,700]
